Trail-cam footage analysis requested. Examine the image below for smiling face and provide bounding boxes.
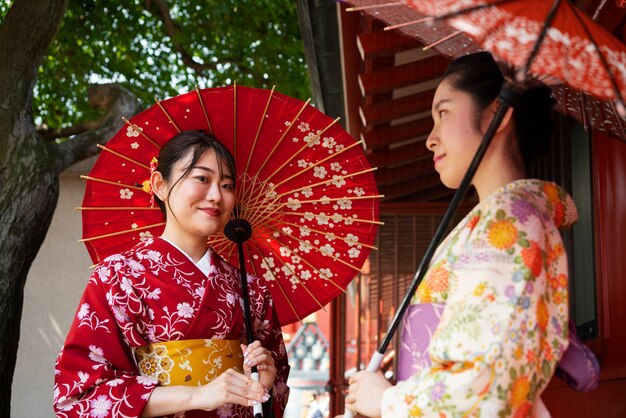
[155,148,236,245]
[426,78,492,189]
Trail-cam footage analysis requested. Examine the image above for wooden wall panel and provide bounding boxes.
[543,132,626,416]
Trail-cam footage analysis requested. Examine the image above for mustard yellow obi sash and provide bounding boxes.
[134,339,244,386]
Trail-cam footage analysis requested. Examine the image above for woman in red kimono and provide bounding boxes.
[54,131,290,417]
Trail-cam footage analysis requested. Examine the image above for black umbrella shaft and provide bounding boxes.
[235,240,263,418]
[236,240,256,347]
[375,82,522,356]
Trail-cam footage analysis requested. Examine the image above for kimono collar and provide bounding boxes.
[158,237,212,276]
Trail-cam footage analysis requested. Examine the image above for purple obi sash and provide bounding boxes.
[397,303,599,391]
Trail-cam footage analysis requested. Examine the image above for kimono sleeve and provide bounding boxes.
[53,269,156,418]
[382,192,570,417]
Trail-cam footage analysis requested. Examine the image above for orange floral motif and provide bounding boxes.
[510,376,530,407]
[487,220,518,249]
[426,265,449,293]
[526,349,535,364]
[557,273,567,289]
[549,276,559,289]
[513,401,533,418]
[543,183,560,203]
[467,215,480,231]
[537,298,549,332]
[521,241,542,277]
[547,243,565,262]
[544,341,554,362]
[554,292,564,305]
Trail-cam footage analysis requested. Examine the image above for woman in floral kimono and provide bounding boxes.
[343,52,578,417]
[54,131,290,417]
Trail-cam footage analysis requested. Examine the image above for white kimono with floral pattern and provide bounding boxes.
[382,179,577,417]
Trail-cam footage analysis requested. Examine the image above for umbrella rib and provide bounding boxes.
[270,227,366,274]
[279,194,385,208]
[79,222,166,242]
[274,169,377,201]
[255,99,312,176]
[80,175,146,192]
[522,0,561,77]
[273,165,376,199]
[346,2,402,12]
[195,86,213,134]
[431,0,517,20]
[423,31,463,51]
[608,99,626,140]
[263,241,329,308]
[76,206,160,211]
[577,90,589,130]
[240,199,284,230]
[384,16,436,32]
[279,219,378,250]
[265,117,341,185]
[286,212,384,226]
[271,139,364,190]
[233,82,237,158]
[570,3,626,112]
[269,233,351,293]
[122,117,162,150]
[155,97,181,133]
[96,144,150,170]
[246,241,304,324]
[236,175,279,223]
[383,0,516,32]
[245,86,276,174]
[241,178,279,222]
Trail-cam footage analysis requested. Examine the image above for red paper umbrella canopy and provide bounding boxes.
[406,0,626,104]
[80,85,382,325]
[345,0,626,140]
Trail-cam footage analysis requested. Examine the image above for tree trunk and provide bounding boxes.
[0,0,141,412]
[0,0,68,414]
[0,130,60,416]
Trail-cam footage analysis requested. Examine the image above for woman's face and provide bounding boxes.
[426,78,489,189]
[161,148,236,241]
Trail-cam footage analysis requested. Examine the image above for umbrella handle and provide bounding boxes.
[342,352,384,418]
[251,371,263,418]
[226,218,264,418]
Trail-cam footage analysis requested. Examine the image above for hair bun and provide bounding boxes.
[515,86,555,164]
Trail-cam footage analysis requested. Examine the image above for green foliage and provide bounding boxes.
[9,0,310,131]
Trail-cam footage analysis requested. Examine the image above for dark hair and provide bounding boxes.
[154,130,236,216]
[443,52,555,168]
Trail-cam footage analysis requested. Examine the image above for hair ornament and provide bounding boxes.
[142,156,159,207]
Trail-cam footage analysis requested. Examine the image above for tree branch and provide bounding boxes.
[38,120,104,141]
[143,0,218,76]
[54,84,141,174]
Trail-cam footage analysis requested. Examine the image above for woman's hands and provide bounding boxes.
[343,370,391,418]
[143,368,269,417]
[242,340,277,393]
[190,367,270,411]
[143,342,275,417]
